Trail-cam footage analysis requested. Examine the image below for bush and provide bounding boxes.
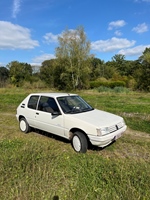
[90,80,126,89]
[108,81,126,88]
[97,86,130,93]
[113,86,130,93]
[97,86,112,93]
[90,81,108,88]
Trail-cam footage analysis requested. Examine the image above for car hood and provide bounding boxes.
[66,109,123,128]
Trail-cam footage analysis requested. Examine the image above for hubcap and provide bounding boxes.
[73,136,81,152]
[20,120,26,132]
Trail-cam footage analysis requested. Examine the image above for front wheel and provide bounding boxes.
[19,118,31,133]
[72,131,88,153]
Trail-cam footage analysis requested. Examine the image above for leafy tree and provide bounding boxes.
[102,61,118,79]
[40,59,57,87]
[55,26,91,90]
[54,58,73,90]
[8,61,32,86]
[40,58,71,90]
[137,48,150,91]
[0,66,9,80]
[111,54,127,76]
[0,66,9,87]
[90,58,105,80]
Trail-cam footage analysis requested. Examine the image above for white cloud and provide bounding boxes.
[108,20,126,30]
[91,37,135,52]
[114,30,122,36]
[118,45,150,56]
[132,23,148,33]
[32,53,56,64]
[135,0,150,2]
[12,0,21,18]
[43,32,59,44]
[0,21,39,50]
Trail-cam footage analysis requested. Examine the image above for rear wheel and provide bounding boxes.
[72,131,88,153]
[19,118,31,133]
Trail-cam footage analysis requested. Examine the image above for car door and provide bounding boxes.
[26,95,40,127]
[35,96,65,137]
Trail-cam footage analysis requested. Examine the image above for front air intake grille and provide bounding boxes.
[108,122,123,133]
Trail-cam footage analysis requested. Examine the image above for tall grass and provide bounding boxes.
[0,135,149,200]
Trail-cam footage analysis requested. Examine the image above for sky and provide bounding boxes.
[0,0,150,67]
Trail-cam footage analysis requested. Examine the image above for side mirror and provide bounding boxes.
[52,111,61,116]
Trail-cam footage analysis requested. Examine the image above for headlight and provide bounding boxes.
[97,127,110,136]
[101,127,110,135]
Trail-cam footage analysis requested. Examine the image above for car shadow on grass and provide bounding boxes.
[31,128,70,144]
[30,128,116,152]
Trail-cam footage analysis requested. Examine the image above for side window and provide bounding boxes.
[28,95,39,110]
[38,96,59,113]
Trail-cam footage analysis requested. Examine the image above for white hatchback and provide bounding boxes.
[16,93,127,153]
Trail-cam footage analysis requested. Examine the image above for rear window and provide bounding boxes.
[28,95,39,110]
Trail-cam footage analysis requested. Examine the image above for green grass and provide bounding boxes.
[80,91,150,133]
[0,88,150,200]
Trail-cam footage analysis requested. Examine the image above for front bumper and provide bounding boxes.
[88,125,127,148]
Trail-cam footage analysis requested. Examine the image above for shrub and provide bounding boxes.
[90,80,126,89]
[97,86,130,93]
[97,86,112,93]
[113,86,130,93]
[108,81,126,88]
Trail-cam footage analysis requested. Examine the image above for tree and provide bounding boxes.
[40,59,57,87]
[137,48,150,91]
[0,66,9,87]
[55,26,91,90]
[90,58,106,80]
[112,54,127,75]
[8,61,32,86]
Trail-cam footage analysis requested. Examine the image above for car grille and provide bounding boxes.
[117,122,123,129]
[108,125,117,133]
[108,122,123,133]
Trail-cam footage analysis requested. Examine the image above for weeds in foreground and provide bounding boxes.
[0,136,150,200]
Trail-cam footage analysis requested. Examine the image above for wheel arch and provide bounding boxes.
[69,128,89,142]
[18,115,26,121]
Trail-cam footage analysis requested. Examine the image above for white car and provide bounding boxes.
[16,93,127,153]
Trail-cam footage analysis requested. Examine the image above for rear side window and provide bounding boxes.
[28,95,39,110]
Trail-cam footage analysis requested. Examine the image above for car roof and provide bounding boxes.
[29,93,77,98]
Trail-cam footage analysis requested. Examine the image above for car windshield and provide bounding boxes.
[57,95,94,114]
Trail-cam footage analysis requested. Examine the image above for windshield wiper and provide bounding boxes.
[65,109,81,114]
[64,107,94,114]
[81,108,94,112]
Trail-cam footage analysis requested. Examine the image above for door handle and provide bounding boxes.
[36,112,39,115]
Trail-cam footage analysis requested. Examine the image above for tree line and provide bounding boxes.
[0,26,150,91]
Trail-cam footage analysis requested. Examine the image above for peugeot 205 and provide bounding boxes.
[16,93,127,153]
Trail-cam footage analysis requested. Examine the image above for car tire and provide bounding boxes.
[19,118,31,133]
[72,131,88,153]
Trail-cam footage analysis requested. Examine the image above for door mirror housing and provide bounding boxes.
[52,111,61,116]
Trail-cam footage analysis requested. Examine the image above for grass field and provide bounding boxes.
[0,88,150,200]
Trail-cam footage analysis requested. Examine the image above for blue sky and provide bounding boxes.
[0,0,150,66]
